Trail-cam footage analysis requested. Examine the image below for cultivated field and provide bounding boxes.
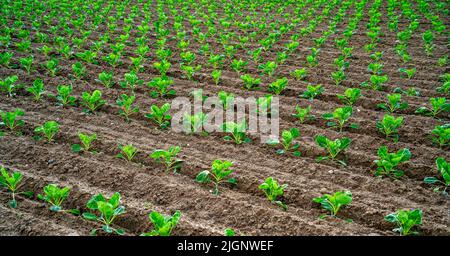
[0,0,449,236]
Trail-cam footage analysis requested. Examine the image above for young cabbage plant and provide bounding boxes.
[183,112,208,134]
[0,109,24,132]
[361,75,388,91]
[267,128,300,156]
[384,209,422,236]
[258,61,277,77]
[120,71,143,92]
[331,70,346,85]
[424,157,449,195]
[72,62,86,80]
[37,184,79,214]
[72,132,97,153]
[0,167,33,208]
[399,67,416,79]
[97,71,114,88]
[148,76,176,98]
[376,114,403,141]
[301,84,324,101]
[141,210,181,236]
[211,70,222,85]
[258,177,288,210]
[225,228,236,236]
[116,94,139,122]
[218,91,234,110]
[56,85,77,106]
[374,146,411,178]
[0,75,21,97]
[322,106,358,132]
[337,88,361,106]
[430,124,449,148]
[256,94,273,116]
[377,94,408,113]
[292,105,314,124]
[150,146,183,173]
[313,191,352,217]
[145,103,171,129]
[82,90,106,113]
[117,144,138,162]
[34,121,59,142]
[291,68,307,81]
[240,74,261,90]
[196,160,237,195]
[415,97,449,118]
[268,77,288,95]
[222,120,250,144]
[315,135,351,166]
[82,192,126,235]
[20,55,33,74]
[26,78,45,102]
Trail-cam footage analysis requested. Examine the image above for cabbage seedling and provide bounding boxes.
[267,128,300,155]
[322,106,358,132]
[148,76,176,98]
[0,75,21,97]
[0,109,24,132]
[37,184,79,214]
[97,71,114,88]
[259,177,288,210]
[146,103,171,129]
[117,144,138,161]
[141,210,181,236]
[315,135,351,166]
[415,97,449,118]
[56,85,76,106]
[313,191,352,217]
[377,94,408,113]
[72,132,97,153]
[240,74,261,90]
[82,90,106,113]
[116,94,139,122]
[26,78,45,101]
[212,70,222,85]
[196,160,236,195]
[268,77,288,95]
[290,68,307,81]
[218,91,234,110]
[292,105,314,124]
[183,112,208,134]
[150,146,183,173]
[34,121,59,142]
[222,120,250,144]
[431,124,449,148]
[374,146,411,178]
[384,209,422,236]
[0,167,33,208]
[337,88,361,106]
[376,114,403,141]
[82,192,126,235]
[301,84,323,101]
[424,157,449,195]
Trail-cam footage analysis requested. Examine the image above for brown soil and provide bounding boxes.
[0,0,449,236]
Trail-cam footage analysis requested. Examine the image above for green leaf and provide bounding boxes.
[82,212,98,221]
[71,144,82,153]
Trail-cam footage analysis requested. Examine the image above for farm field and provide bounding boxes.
[0,0,449,236]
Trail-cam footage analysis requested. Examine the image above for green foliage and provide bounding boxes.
[120,71,143,92]
[222,120,250,144]
[258,61,277,77]
[26,78,45,101]
[374,146,411,178]
[97,72,114,88]
[301,84,324,101]
[322,106,358,132]
[315,135,351,165]
[376,114,403,141]
[0,167,32,208]
[337,88,361,106]
[268,77,288,95]
[141,210,181,236]
[0,75,21,97]
[399,67,416,79]
[117,144,138,161]
[361,75,388,91]
[72,132,97,153]
[34,121,59,142]
[258,177,288,210]
[153,60,171,76]
[37,184,79,214]
[267,128,300,155]
[415,97,449,118]
[431,124,449,148]
[72,62,86,80]
[377,94,408,113]
[116,94,139,122]
[313,191,352,216]
[218,91,234,110]
[385,209,422,236]
[240,74,261,90]
[148,77,176,98]
[196,160,236,195]
[145,103,171,129]
[0,108,24,131]
[150,146,183,173]
[211,70,222,85]
[424,157,449,195]
[331,70,346,85]
[292,105,314,124]
[82,192,125,235]
[56,85,76,106]
[290,68,307,81]
[20,55,33,74]
[82,90,106,113]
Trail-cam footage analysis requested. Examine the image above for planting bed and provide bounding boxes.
[0,0,449,236]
